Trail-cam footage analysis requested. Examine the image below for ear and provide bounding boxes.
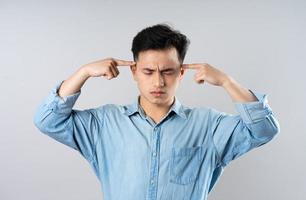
[179,67,185,81]
[130,65,137,81]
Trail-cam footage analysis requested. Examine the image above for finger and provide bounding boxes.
[102,64,115,79]
[102,72,112,80]
[109,66,117,78]
[114,59,136,66]
[104,72,113,80]
[110,62,119,76]
[182,63,201,69]
[198,80,205,84]
[113,65,120,75]
[195,77,205,84]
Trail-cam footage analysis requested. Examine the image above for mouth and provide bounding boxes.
[151,91,165,94]
[150,91,165,96]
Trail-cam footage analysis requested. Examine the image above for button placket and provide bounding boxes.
[147,126,160,200]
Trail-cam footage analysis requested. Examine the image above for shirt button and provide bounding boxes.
[150,179,154,185]
[153,152,157,157]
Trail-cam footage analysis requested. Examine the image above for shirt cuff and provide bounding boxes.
[45,80,81,114]
[234,89,273,124]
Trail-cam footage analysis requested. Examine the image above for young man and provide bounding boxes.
[34,24,280,200]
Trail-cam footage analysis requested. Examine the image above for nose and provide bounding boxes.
[154,72,165,87]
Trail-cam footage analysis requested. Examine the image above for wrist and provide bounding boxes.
[221,75,234,88]
[79,66,91,79]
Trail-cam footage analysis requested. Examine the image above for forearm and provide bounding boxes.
[222,76,258,103]
[58,67,90,98]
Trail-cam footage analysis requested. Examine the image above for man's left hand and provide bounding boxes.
[182,63,231,86]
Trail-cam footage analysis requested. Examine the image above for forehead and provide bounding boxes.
[137,48,180,69]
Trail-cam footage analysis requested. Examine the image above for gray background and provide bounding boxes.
[1,0,305,199]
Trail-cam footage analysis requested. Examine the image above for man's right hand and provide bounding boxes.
[82,58,136,80]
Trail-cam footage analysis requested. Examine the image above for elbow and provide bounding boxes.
[33,111,45,133]
[33,107,72,135]
[267,115,280,138]
[251,115,280,142]
[33,106,54,133]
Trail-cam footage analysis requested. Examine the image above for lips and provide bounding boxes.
[150,91,165,97]
[151,91,165,94]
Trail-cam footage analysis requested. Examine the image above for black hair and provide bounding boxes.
[131,23,190,64]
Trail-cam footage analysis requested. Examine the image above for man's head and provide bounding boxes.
[130,23,190,107]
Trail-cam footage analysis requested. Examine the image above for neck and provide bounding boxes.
[139,95,175,120]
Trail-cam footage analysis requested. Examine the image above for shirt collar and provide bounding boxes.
[123,95,187,120]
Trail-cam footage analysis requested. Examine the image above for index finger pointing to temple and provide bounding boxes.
[182,63,200,69]
[114,59,136,66]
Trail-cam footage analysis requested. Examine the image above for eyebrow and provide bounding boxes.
[142,67,176,72]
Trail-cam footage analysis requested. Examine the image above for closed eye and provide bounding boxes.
[143,71,153,75]
[142,69,176,75]
[163,71,174,75]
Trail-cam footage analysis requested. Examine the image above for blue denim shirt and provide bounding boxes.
[33,80,280,200]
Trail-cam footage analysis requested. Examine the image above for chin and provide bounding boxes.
[150,93,171,104]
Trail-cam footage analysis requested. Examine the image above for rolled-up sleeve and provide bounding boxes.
[210,89,280,167]
[33,80,103,164]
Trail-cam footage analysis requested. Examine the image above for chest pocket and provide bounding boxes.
[169,146,202,185]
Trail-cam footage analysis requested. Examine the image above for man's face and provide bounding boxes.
[130,47,185,106]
